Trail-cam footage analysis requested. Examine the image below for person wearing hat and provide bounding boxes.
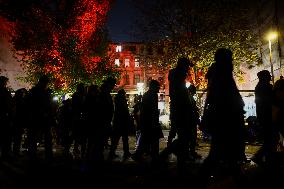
[252,70,275,164]
[0,76,13,160]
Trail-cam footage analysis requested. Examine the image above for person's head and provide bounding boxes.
[176,57,193,71]
[257,70,271,82]
[105,77,117,89]
[15,88,28,99]
[88,84,99,95]
[215,48,233,63]
[214,48,233,72]
[149,80,160,93]
[117,88,126,97]
[38,75,50,89]
[101,77,117,93]
[0,76,9,88]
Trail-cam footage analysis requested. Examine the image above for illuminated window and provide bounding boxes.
[115,59,120,66]
[135,58,139,67]
[125,74,130,85]
[125,58,130,67]
[116,45,122,52]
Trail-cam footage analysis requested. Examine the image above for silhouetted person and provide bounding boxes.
[27,75,53,161]
[12,88,28,156]
[273,78,284,137]
[58,99,73,158]
[109,89,132,160]
[163,84,201,161]
[252,70,275,164]
[199,48,246,187]
[84,84,101,162]
[132,80,162,164]
[0,76,13,161]
[71,83,86,158]
[162,57,194,173]
[98,77,116,159]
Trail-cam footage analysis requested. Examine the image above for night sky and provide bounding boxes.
[107,0,138,42]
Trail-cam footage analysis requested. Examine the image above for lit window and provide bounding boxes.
[125,58,130,67]
[125,74,130,85]
[135,58,139,67]
[115,59,120,66]
[116,45,122,52]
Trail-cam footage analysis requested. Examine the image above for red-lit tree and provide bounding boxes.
[0,0,119,93]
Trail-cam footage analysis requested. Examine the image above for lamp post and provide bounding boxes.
[267,31,278,84]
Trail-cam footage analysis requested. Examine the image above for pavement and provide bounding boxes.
[1,136,284,189]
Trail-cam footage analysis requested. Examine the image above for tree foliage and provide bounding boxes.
[0,0,119,93]
[132,0,261,89]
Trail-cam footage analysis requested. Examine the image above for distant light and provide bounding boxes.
[186,82,191,88]
[266,31,278,41]
[53,96,59,101]
[137,82,144,94]
[158,101,165,110]
[159,114,169,125]
[64,93,72,100]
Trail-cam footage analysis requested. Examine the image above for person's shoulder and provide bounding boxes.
[142,91,151,99]
[29,86,38,94]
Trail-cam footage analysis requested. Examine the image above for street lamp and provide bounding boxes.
[267,31,278,84]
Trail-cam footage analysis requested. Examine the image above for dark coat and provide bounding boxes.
[113,94,131,133]
[140,90,162,139]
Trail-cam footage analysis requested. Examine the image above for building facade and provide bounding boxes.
[108,42,169,118]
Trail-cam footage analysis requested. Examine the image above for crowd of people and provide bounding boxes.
[0,48,284,185]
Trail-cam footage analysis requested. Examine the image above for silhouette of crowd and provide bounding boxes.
[0,48,284,188]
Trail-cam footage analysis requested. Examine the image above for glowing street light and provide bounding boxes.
[267,31,278,84]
